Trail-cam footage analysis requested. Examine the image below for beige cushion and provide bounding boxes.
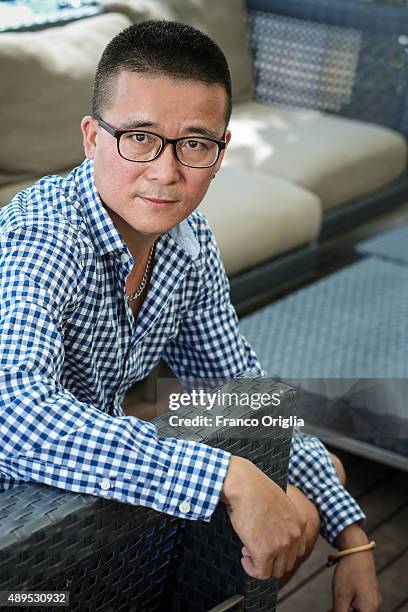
[0,177,38,208]
[224,102,407,211]
[0,167,72,208]
[102,0,254,104]
[0,13,132,189]
[199,167,321,276]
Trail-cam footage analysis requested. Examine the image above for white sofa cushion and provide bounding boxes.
[102,0,254,104]
[0,176,44,208]
[0,13,132,190]
[199,167,321,276]
[225,102,407,211]
[0,168,74,208]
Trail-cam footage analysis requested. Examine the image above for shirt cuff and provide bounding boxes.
[151,437,231,521]
[287,431,366,546]
[312,482,367,545]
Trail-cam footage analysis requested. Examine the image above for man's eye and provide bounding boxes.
[185,140,206,150]
[131,133,149,143]
[122,132,154,145]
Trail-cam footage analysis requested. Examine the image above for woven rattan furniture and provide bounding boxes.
[225,0,408,306]
[0,377,295,612]
[247,0,408,235]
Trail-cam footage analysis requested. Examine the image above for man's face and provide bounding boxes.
[81,71,231,238]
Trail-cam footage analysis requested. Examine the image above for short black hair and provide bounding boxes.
[92,20,232,129]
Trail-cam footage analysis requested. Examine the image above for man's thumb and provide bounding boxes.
[241,554,257,576]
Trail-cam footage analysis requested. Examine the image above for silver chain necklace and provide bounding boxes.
[126,243,155,302]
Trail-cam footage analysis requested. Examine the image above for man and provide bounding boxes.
[0,20,380,610]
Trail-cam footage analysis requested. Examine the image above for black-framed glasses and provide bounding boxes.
[95,116,226,169]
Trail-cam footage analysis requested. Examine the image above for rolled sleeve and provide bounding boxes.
[288,429,366,545]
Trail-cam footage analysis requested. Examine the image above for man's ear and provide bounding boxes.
[81,116,98,160]
[213,129,231,176]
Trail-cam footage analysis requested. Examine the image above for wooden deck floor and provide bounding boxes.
[277,447,408,611]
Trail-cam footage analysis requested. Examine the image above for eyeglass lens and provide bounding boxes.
[119,132,219,167]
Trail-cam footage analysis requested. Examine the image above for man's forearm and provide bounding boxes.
[220,455,251,504]
[335,522,370,549]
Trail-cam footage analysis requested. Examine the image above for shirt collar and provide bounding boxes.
[73,158,200,260]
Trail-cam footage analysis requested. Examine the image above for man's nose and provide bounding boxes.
[146,142,181,183]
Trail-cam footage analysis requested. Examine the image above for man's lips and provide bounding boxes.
[139,195,178,204]
[138,195,179,209]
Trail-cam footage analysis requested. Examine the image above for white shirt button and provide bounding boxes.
[179,500,191,514]
[100,479,111,491]
[116,289,122,299]
[120,253,130,264]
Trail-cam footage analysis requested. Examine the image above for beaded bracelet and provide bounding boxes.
[327,541,376,567]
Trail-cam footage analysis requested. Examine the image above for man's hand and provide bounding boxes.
[220,455,307,580]
[332,524,382,612]
[332,553,381,611]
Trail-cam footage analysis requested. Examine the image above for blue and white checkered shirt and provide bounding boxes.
[0,159,365,545]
